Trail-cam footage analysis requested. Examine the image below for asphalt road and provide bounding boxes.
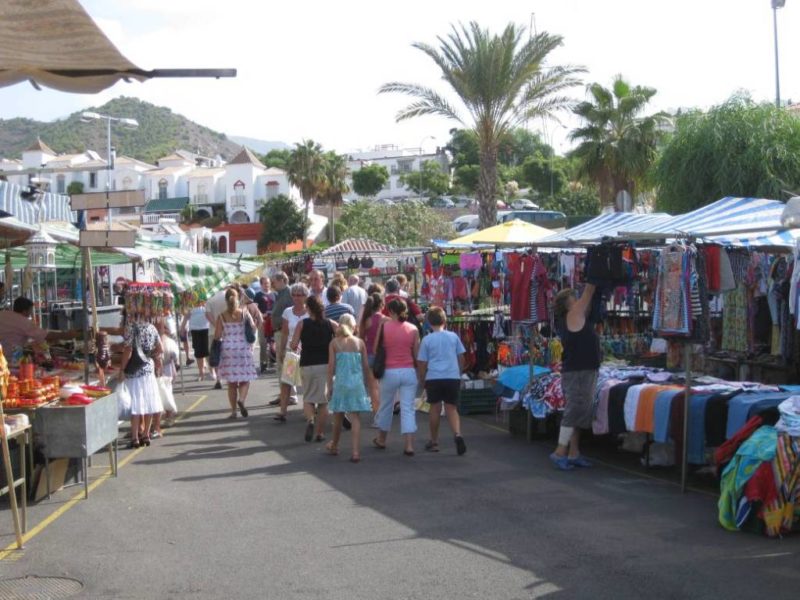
[0,368,797,599]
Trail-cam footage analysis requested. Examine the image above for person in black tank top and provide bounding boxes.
[551,284,599,471]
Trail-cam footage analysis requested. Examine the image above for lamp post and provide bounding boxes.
[80,111,139,226]
[772,0,786,108]
[418,135,436,201]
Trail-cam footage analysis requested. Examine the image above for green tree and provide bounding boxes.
[452,164,480,195]
[317,151,350,244]
[338,201,453,247]
[286,139,326,248]
[520,155,568,198]
[569,75,669,211]
[398,160,450,197]
[539,184,601,217]
[352,163,390,197]
[258,194,305,249]
[653,95,800,214]
[66,181,84,195]
[263,149,292,170]
[380,22,583,229]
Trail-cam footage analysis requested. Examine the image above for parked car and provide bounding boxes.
[375,198,395,206]
[499,209,567,230]
[511,198,539,210]
[452,196,475,208]
[430,197,455,209]
[452,214,479,232]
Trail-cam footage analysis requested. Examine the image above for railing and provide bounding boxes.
[193,194,209,204]
[141,212,182,224]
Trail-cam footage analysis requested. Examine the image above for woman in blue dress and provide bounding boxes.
[326,314,372,462]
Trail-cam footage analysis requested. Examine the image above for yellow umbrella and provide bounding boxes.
[449,219,554,246]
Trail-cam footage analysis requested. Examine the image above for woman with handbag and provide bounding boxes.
[275,283,309,422]
[290,295,337,442]
[373,298,420,456]
[121,316,164,449]
[358,292,387,411]
[214,288,258,419]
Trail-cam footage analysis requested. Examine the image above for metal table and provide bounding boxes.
[0,424,30,548]
[35,393,118,499]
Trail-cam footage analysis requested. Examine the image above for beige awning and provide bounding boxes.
[0,0,235,93]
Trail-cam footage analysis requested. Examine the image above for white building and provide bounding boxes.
[344,144,450,201]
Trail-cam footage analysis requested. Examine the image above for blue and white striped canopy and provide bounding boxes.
[634,197,785,236]
[0,180,76,224]
[540,212,672,245]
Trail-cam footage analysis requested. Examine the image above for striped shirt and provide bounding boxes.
[325,302,355,322]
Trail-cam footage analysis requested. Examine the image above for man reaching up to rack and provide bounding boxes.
[0,297,80,357]
[550,284,600,471]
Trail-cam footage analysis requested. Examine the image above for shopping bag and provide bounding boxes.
[157,377,177,413]
[117,380,132,420]
[209,339,222,367]
[280,351,302,386]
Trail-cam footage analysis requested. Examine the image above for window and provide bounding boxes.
[195,183,208,204]
[89,172,97,189]
[266,181,279,200]
[122,176,132,190]
[56,174,65,194]
[158,178,168,200]
[398,160,413,173]
[231,180,246,207]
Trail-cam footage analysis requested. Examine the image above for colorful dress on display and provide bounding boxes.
[329,343,371,413]
[218,312,258,383]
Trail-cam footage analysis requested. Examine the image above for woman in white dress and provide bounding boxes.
[122,319,163,448]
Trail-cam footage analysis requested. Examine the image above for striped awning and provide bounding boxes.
[630,197,785,237]
[0,181,76,224]
[320,238,395,255]
[540,212,673,245]
[151,244,262,297]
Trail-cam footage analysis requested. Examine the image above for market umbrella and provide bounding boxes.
[0,0,235,93]
[449,219,554,247]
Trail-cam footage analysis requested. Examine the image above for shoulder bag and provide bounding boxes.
[123,325,148,377]
[243,310,256,344]
[372,322,387,379]
[209,338,222,367]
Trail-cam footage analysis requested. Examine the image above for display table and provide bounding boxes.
[0,424,30,548]
[35,393,118,499]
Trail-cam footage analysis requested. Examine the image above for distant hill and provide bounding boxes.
[0,96,252,165]
[228,135,290,155]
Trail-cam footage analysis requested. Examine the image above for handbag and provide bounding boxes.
[244,311,256,344]
[124,326,148,376]
[116,379,132,420]
[371,323,386,379]
[209,339,222,367]
[281,351,302,386]
[360,253,374,268]
[335,252,348,270]
[347,252,360,270]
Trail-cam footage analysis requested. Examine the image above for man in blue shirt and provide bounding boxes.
[417,306,467,455]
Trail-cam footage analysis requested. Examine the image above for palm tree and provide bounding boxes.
[286,139,326,248]
[569,75,669,212]
[379,22,583,228]
[317,151,350,245]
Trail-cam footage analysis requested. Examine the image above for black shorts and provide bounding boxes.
[425,379,461,405]
[191,329,210,358]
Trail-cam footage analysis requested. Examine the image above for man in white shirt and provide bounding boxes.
[309,270,329,306]
[342,275,367,317]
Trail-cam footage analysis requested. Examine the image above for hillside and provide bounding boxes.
[228,135,290,154]
[0,97,253,165]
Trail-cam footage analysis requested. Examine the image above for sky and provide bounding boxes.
[1,0,798,156]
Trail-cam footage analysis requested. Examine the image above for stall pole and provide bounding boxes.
[681,341,692,493]
[82,250,89,385]
[0,425,24,548]
[177,309,185,397]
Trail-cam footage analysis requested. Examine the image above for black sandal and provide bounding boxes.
[273,414,287,423]
[237,401,248,418]
[127,439,140,449]
[140,436,151,447]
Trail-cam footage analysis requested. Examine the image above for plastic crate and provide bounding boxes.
[458,388,497,415]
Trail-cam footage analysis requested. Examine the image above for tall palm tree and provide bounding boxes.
[317,151,350,245]
[379,22,583,228]
[286,139,326,248]
[569,75,669,211]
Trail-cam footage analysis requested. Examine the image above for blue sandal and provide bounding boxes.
[549,452,574,471]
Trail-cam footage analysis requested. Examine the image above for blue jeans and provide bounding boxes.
[376,368,418,434]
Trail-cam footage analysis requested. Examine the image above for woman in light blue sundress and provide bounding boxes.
[326,314,372,462]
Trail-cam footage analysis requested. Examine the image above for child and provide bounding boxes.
[326,314,372,462]
[417,307,467,455]
[154,321,179,435]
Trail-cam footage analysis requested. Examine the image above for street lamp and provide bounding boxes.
[80,111,139,226]
[418,135,436,201]
[772,0,786,108]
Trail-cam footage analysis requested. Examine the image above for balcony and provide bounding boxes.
[192,193,210,205]
[229,194,247,209]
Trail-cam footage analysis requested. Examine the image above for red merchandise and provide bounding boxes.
[704,245,721,292]
[713,415,764,476]
[509,253,534,321]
